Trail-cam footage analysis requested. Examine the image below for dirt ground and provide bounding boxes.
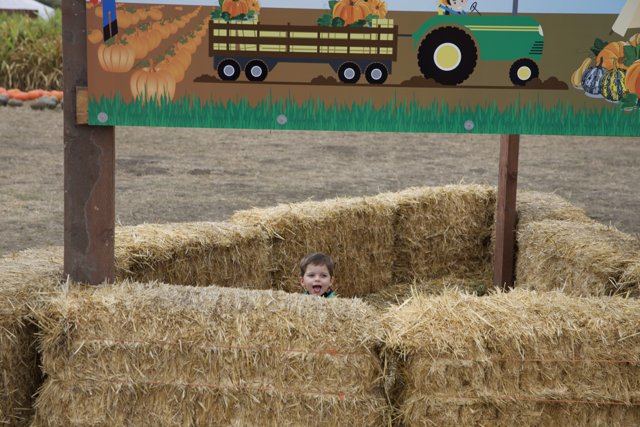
[0,106,638,256]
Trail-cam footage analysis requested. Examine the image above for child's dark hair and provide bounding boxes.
[299,252,335,277]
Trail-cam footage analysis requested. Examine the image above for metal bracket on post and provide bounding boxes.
[63,0,115,284]
[493,134,520,290]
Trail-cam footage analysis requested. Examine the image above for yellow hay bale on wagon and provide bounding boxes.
[32,282,390,427]
[375,185,496,284]
[231,196,396,297]
[0,247,62,427]
[383,290,640,427]
[516,191,594,225]
[115,222,271,289]
[516,220,640,296]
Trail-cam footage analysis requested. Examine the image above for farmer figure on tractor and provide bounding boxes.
[437,0,469,15]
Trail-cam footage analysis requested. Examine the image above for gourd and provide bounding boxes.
[570,57,592,89]
[333,0,371,26]
[247,0,260,13]
[625,60,640,95]
[365,0,387,18]
[130,60,176,104]
[581,58,606,98]
[222,0,249,18]
[629,33,640,47]
[596,41,628,70]
[97,40,135,73]
[600,59,627,102]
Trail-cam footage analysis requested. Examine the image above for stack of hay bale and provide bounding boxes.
[515,191,640,297]
[1,184,639,426]
[384,290,640,426]
[0,247,62,427]
[32,282,389,426]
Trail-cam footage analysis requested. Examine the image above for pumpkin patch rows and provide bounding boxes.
[87,4,209,103]
[571,33,640,110]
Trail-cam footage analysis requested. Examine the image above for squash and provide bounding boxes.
[364,0,387,18]
[596,41,628,70]
[333,0,371,26]
[97,41,135,73]
[600,59,627,102]
[247,0,260,13]
[570,57,592,89]
[222,0,249,18]
[625,60,640,95]
[581,58,607,98]
[130,61,176,104]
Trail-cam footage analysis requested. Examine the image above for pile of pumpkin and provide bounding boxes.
[0,87,63,109]
[129,18,210,104]
[92,7,202,74]
[210,0,261,21]
[317,0,388,27]
[571,33,640,109]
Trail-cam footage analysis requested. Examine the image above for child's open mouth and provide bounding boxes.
[312,285,322,293]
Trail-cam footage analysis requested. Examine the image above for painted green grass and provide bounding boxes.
[89,93,640,137]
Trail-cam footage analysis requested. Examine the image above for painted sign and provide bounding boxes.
[85,0,640,136]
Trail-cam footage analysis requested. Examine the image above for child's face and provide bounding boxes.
[299,263,334,296]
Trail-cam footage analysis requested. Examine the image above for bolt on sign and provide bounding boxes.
[85,0,640,136]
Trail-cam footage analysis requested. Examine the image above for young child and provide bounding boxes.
[299,252,337,298]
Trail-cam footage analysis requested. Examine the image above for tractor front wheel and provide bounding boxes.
[417,26,477,86]
[509,58,539,86]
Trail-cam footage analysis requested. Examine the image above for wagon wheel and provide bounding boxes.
[417,26,478,85]
[245,60,269,82]
[217,59,241,81]
[338,62,361,84]
[365,63,388,84]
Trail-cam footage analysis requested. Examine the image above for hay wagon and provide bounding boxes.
[208,19,399,84]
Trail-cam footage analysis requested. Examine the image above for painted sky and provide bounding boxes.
[119,0,628,14]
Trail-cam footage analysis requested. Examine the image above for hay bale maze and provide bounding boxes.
[1,184,638,426]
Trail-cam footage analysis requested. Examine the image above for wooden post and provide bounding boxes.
[493,134,519,290]
[63,0,116,284]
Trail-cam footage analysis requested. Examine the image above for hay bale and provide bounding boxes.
[620,261,640,297]
[0,247,62,427]
[231,196,396,297]
[516,191,593,226]
[33,281,390,426]
[378,185,496,283]
[516,220,640,295]
[362,271,492,309]
[383,290,640,426]
[115,222,271,289]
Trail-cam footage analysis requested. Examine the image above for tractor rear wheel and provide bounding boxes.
[338,62,361,84]
[417,26,477,85]
[217,59,241,81]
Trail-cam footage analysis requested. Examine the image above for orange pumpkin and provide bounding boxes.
[365,0,387,18]
[130,61,176,104]
[222,0,249,18]
[333,0,371,26]
[596,41,628,70]
[148,8,163,20]
[156,57,185,83]
[247,0,260,13]
[630,33,640,47]
[97,42,135,73]
[87,29,103,44]
[626,60,640,95]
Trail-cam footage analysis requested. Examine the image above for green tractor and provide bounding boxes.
[412,14,544,86]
